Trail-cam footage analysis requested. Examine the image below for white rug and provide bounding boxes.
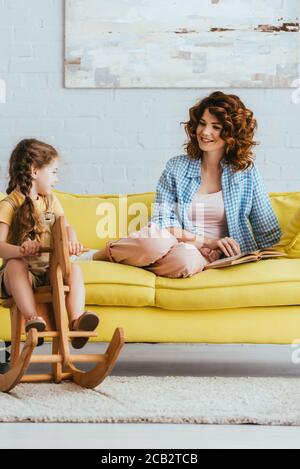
[1,376,300,425]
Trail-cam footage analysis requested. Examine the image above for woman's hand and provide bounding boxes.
[20,239,41,257]
[206,237,241,257]
[68,240,84,256]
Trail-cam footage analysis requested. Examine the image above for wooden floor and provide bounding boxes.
[1,342,300,449]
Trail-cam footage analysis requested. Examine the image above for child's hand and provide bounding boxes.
[68,240,84,256]
[20,239,41,257]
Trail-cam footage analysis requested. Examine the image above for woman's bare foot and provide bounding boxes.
[200,247,223,263]
[92,248,109,261]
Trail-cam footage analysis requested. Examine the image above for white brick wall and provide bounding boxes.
[0,0,299,194]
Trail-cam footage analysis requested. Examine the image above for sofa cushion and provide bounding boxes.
[75,260,156,307]
[54,190,155,249]
[155,257,300,310]
[270,190,300,232]
[274,207,300,258]
[53,189,300,250]
[1,189,299,239]
[1,189,298,247]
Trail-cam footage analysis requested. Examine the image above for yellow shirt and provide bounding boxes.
[0,190,65,275]
[0,190,64,226]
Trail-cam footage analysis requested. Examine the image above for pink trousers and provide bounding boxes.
[104,223,209,278]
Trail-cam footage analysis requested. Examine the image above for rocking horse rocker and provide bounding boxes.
[0,216,124,393]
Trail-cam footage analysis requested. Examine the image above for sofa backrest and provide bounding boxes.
[0,190,299,249]
[269,191,300,233]
[53,190,156,248]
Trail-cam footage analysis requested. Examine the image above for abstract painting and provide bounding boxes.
[65,0,299,88]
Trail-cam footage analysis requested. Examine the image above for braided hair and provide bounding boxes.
[6,138,59,245]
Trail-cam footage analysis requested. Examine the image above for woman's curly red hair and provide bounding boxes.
[183,91,258,172]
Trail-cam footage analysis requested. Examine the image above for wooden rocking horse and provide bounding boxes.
[0,216,124,393]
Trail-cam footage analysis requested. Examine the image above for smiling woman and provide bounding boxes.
[197,110,225,151]
[184,91,258,172]
[88,91,281,278]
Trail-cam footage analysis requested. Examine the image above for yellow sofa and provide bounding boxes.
[1,189,300,345]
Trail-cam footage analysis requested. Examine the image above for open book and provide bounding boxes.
[203,248,287,270]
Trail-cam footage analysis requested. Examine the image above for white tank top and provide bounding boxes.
[187,190,229,239]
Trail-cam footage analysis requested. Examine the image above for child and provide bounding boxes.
[0,138,99,348]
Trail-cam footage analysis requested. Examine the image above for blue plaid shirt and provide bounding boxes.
[151,154,281,253]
